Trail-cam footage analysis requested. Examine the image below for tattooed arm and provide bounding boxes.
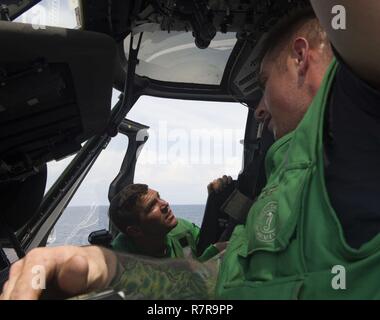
[0,245,219,300]
[112,253,219,300]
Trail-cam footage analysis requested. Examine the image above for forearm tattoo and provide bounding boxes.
[111,253,220,300]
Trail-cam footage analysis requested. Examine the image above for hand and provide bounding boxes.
[207,175,233,195]
[213,242,228,253]
[0,245,117,300]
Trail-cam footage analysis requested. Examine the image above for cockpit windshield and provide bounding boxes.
[125,31,237,85]
[14,0,79,29]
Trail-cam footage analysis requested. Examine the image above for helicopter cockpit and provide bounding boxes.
[0,0,308,295]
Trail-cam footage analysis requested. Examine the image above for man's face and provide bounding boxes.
[255,49,313,140]
[137,189,178,236]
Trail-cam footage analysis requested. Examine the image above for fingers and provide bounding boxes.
[207,182,213,194]
[0,246,115,300]
[221,175,230,190]
[207,179,219,194]
[214,179,223,194]
[0,247,90,300]
[213,242,229,252]
[207,176,233,194]
[1,260,24,300]
[1,249,48,300]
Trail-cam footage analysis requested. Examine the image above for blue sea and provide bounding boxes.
[47,205,205,247]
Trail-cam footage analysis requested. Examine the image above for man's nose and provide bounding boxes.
[254,99,269,122]
[160,199,169,213]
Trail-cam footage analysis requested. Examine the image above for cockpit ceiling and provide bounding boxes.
[125,31,237,85]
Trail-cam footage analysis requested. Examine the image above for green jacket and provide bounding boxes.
[111,218,219,262]
[217,59,380,299]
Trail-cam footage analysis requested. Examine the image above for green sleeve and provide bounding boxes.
[177,219,220,262]
[111,234,123,250]
[111,233,132,255]
[179,218,201,239]
[196,245,220,262]
[175,218,201,246]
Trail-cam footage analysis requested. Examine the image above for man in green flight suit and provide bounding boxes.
[4,0,380,301]
[109,183,226,262]
[216,1,380,299]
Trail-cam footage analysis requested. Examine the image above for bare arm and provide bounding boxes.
[311,0,380,89]
[0,245,219,300]
[112,253,219,300]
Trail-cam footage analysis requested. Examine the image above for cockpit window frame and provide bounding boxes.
[115,37,246,104]
[6,0,42,21]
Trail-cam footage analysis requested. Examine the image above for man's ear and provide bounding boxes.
[126,225,143,237]
[292,37,310,78]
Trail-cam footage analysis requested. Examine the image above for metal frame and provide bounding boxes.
[18,33,144,252]
[108,118,150,202]
[113,38,246,104]
[4,0,42,21]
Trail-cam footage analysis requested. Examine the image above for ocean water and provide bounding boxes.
[47,205,205,247]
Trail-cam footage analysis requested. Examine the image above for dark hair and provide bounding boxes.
[108,184,148,232]
[260,7,331,65]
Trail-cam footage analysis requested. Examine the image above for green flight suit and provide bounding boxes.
[217,59,380,299]
[112,218,219,262]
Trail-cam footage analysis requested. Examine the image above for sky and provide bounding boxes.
[46,95,247,206]
[16,0,249,206]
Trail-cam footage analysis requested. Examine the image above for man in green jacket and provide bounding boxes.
[216,1,380,299]
[4,0,380,301]
[109,183,225,262]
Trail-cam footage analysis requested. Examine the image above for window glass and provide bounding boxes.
[47,135,129,246]
[128,96,247,226]
[15,0,79,29]
[125,32,237,85]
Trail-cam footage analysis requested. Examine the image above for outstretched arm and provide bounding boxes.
[311,0,380,89]
[112,253,219,300]
[0,245,219,300]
